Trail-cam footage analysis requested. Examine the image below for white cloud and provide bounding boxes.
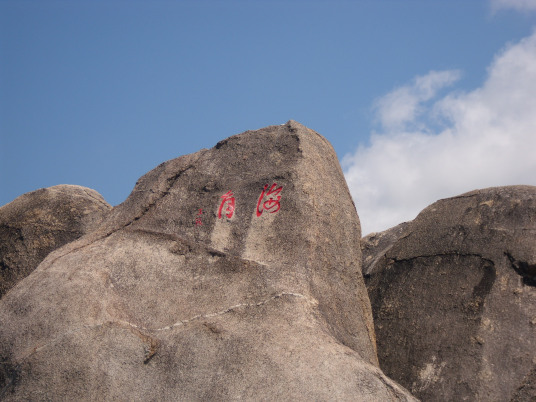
[374,70,461,131]
[490,0,536,12]
[343,31,536,236]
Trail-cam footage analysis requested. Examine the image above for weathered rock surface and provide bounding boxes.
[0,185,111,299]
[363,186,536,401]
[0,121,415,400]
[361,222,410,276]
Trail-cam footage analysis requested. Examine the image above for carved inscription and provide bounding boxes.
[256,183,283,217]
[218,191,236,219]
[196,183,283,226]
[195,209,203,226]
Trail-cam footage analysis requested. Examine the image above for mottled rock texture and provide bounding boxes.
[0,121,415,401]
[363,185,536,401]
[0,185,111,299]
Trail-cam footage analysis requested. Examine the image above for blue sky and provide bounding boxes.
[2,0,536,234]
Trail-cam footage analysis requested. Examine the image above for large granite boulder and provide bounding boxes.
[0,185,111,299]
[0,121,415,400]
[363,186,536,401]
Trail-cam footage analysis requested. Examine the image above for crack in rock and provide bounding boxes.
[125,165,194,228]
[391,252,494,265]
[40,162,197,271]
[130,292,318,331]
[505,252,536,287]
[14,292,317,364]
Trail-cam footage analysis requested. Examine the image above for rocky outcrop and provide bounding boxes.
[0,122,415,400]
[363,186,536,401]
[0,185,111,299]
[361,222,410,275]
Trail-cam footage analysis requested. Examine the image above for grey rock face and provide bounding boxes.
[0,185,111,299]
[364,186,536,401]
[0,122,415,401]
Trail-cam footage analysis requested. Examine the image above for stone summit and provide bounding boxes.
[1,121,535,401]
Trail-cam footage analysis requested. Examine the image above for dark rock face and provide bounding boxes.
[363,186,536,401]
[0,122,415,400]
[0,185,111,299]
[361,222,410,276]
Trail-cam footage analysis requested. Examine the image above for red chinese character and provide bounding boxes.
[218,191,235,219]
[256,183,283,217]
[195,208,203,226]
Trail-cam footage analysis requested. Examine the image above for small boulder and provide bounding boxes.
[0,185,111,299]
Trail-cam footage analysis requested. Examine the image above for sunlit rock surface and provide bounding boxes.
[0,121,415,401]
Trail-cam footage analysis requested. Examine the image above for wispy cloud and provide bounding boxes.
[490,0,536,12]
[373,70,461,132]
[343,31,536,235]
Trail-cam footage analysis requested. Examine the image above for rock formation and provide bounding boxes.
[0,185,111,299]
[363,186,536,401]
[361,222,410,276]
[0,121,415,400]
